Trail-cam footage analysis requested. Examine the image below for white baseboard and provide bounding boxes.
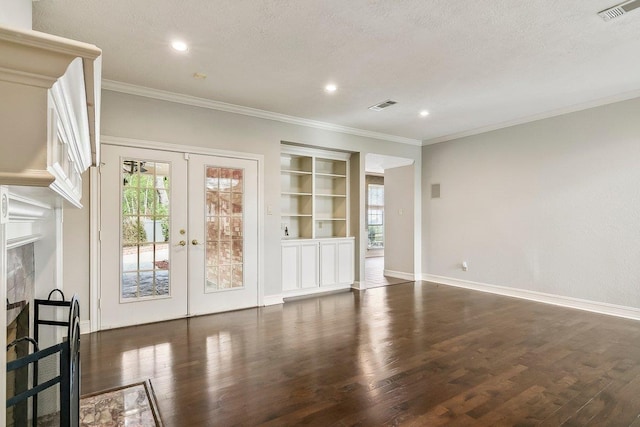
[80,320,92,335]
[423,274,640,322]
[263,294,284,306]
[283,283,352,300]
[384,270,415,281]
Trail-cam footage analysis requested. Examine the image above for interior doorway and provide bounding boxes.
[366,174,385,258]
[364,153,415,288]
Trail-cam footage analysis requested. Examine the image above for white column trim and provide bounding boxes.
[89,166,100,333]
[0,203,7,422]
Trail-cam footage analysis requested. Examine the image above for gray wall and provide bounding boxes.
[422,96,640,308]
[0,0,31,29]
[384,165,414,276]
[64,90,421,326]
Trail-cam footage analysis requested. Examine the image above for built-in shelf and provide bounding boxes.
[281,170,313,175]
[315,173,347,178]
[280,146,350,239]
[280,145,354,297]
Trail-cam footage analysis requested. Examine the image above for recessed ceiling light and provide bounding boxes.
[171,40,189,52]
[420,110,430,117]
[325,83,337,93]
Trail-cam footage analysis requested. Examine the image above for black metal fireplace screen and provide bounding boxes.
[6,289,81,427]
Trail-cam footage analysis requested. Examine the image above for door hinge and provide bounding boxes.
[98,298,101,309]
[184,153,190,160]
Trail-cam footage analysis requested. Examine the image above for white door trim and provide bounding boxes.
[89,166,100,333]
[91,135,265,332]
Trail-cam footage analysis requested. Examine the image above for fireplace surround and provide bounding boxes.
[6,243,35,426]
[0,23,101,423]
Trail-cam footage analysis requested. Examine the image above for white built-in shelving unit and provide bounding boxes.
[280,146,350,239]
[280,145,354,297]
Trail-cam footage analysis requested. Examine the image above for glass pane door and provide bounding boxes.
[188,154,258,316]
[205,167,244,291]
[100,145,188,330]
[121,160,172,300]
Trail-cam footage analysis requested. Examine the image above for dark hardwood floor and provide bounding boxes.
[82,282,640,426]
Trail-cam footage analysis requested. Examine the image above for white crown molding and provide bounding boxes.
[0,26,101,59]
[423,274,640,322]
[102,80,422,146]
[423,88,640,146]
[7,191,53,222]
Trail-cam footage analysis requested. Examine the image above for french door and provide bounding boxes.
[99,145,258,329]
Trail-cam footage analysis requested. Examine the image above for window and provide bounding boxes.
[367,183,384,249]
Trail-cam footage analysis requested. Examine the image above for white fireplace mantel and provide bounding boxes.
[0,25,102,207]
[1,24,102,421]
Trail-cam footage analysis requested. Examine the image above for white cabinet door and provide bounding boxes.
[320,241,338,286]
[337,240,354,284]
[320,238,354,287]
[281,244,300,291]
[300,242,319,288]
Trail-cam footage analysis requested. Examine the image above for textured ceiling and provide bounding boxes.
[33,0,640,144]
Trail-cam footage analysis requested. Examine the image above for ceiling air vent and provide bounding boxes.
[598,0,640,21]
[369,100,397,111]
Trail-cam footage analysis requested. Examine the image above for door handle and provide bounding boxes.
[191,239,200,246]
[176,240,186,247]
